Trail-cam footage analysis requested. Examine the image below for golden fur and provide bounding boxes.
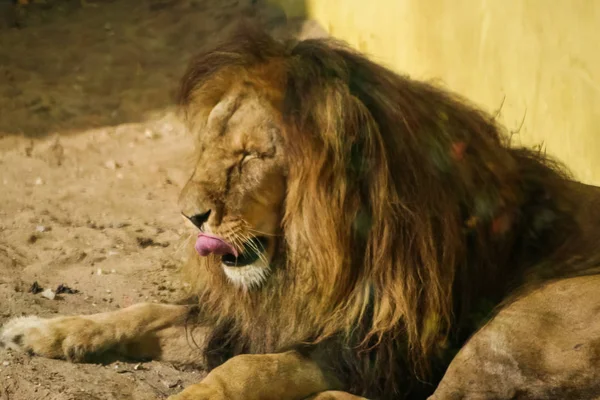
[3,22,600,400]
[176,22,599,397]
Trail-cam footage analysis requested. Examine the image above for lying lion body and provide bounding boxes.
[2,23,600,400]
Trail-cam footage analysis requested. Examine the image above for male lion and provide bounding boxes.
[2,23,600,400]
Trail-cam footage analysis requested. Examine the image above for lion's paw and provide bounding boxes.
[0,315,109,362]
[1,316,51,354]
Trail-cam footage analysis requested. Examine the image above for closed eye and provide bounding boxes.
[241,152,261,164]
[238,152,260,174]
[225,151,262,194]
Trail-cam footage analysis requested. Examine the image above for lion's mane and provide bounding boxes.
[178,23,580,398]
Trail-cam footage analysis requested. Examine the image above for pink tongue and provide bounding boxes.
[195,233,238,257]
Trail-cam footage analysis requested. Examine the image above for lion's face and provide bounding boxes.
[179,81,286,289]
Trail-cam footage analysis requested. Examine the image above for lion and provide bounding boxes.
[2,22,600,400]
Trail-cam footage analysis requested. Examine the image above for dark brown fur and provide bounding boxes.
[178,22,598,399]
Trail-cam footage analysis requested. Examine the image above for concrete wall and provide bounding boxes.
[271,0,600,185]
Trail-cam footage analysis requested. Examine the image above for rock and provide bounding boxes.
[144,129,159,139]
[104,160,120,170]
[133,363,145,371]
[28,281,43,294]
[55,284,79,294]
[35,225,50,233]
[41,288,56,300]
[163,379,182,389]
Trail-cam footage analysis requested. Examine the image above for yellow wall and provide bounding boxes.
[272,0,600,186]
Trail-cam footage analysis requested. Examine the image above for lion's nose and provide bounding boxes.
[186,210,211,230]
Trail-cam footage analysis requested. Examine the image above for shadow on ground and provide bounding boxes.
[0,0,321,139]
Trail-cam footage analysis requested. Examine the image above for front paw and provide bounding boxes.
[167,383,226,400]
[0,315,109,362]
[1,316,59,357]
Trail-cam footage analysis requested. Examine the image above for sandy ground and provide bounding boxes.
[0,1,323,399]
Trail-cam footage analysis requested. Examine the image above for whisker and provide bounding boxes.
[240,232,262,253]
[237,231,269,266]
[244,232,270,266]
[174,232,195,256]
[231,234,245,254]
[216,224,272,269]
[239,219,281,238]
[247,228,281,237]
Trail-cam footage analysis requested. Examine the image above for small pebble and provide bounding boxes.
[2,361,10,367]
[97,268,103,275]
[35,225,49,233]
[41,288,56,300]
[144,129,158,139]
[104,160,120,170]
[164,379,182,389]
[34,177,43,185]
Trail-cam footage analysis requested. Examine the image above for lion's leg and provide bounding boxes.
[430,275,600,399]
[0,303,206,365]
[167,351,341,400]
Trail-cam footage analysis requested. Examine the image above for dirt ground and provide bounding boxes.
[0,1,323,399]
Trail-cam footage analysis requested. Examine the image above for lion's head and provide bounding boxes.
[177,22,575,397]
[177,61,287,289]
